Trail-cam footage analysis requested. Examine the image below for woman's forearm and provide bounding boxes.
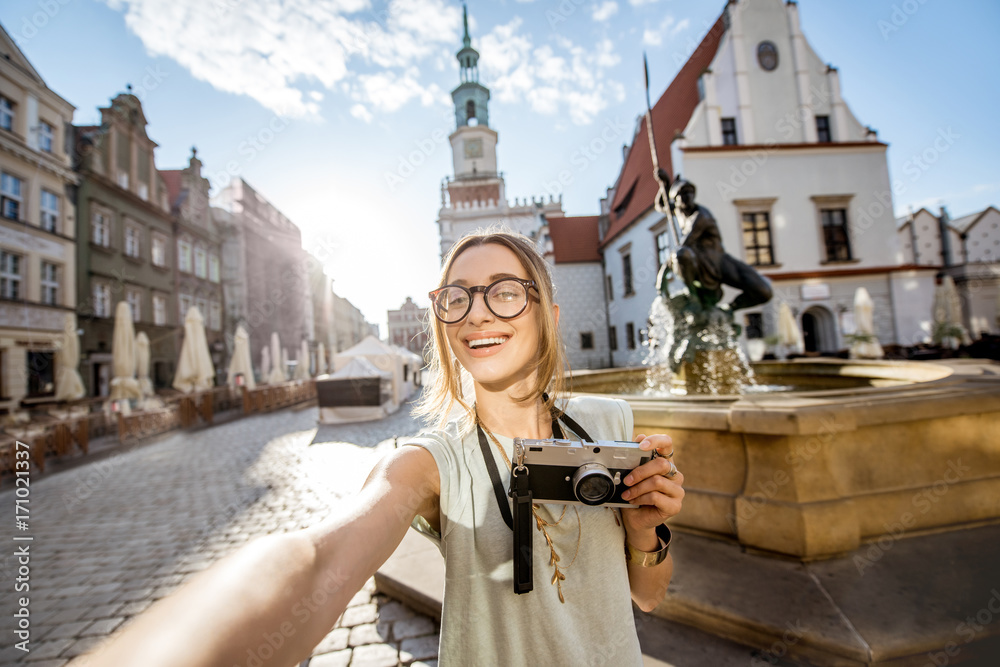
[625,526,674,613]
[70,530,363,667]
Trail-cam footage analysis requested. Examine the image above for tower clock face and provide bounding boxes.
[464,138,483,159]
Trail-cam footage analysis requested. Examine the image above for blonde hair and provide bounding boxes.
[416,229,568,428]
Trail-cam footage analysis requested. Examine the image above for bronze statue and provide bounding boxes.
[656,175,773,316]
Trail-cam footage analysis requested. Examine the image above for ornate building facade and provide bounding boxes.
[74,91,176,395]
[387,297,428,358]
[0,24,79,409]
[161,149,226,381]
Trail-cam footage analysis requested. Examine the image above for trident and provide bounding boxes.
[645,53,688,300]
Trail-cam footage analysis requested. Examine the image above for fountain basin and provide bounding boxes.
[571,358,1000,560]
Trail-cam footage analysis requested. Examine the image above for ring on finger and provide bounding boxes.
[664,450,674,459]
[665,460,679,479]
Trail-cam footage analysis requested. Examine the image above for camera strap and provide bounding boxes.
[476,407,595,596]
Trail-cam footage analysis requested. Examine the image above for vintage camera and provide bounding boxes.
[512,438,657,508]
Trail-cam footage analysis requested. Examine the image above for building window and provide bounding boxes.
[126,288,142,322]
[194,246,207,279]
[1,172,23,221]
[178,239,192,273]
[153,294,167,326]
[745,312,763,339]
[209,254,220,283]
[0,250,22,299]
[196,297,209,319]
[622,254,634,296]
[39,121,54,153]
[721,118,738,146]
[93,283,111,318]
[27,350,56,397]
[608,325,618,351]
[821,209,853,261]
[580,332,594,350]
[117,170,129,189]
[125,223,141,258]
[41,261,59,305]
[742,212,775,266]
[816,116,831,143]
[625,322,636,350]
[179,293,193,319]
[606,275,613,301]
[0,96,13,131]
[655,231,670,270]
[92,209,111,247]
[40,190,59,233]
[209,300,221,331]
[152,233,167,267]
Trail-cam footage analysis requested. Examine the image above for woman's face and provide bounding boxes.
[444,243,555,392]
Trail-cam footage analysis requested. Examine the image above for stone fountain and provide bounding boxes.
[574,169,1000,663]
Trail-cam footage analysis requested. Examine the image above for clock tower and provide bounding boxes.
[447,4,501,207]
[436,5,564,260]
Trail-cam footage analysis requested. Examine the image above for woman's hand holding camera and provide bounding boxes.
[619,434,684,535]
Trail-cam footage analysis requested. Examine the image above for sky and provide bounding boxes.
[2,0,998,335]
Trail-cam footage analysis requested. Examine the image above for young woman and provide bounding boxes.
[72,230,683,667]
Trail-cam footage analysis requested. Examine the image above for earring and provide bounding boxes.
[454,358,463,399]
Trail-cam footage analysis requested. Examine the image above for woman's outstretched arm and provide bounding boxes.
[70,445,440,667]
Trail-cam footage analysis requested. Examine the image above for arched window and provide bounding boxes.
[466,99,476,121]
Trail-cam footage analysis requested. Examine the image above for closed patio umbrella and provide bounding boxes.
[227,324,257,390]
[135,331,154,396]
[932,275,970,349]
[850,287,884,359]
[294,339,311,380]
[173,306,215,393]
[777,302,804,358]
[109,301,141,401]
[54,313,86,402]
[260,344,271,384]
[268,333,286,384]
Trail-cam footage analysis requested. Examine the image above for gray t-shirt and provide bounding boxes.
[407,396,643,667]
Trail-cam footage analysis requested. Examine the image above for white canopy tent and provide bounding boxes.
[334,336,408,409]
[317,357,393,424]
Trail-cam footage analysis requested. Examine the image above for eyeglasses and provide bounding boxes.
[428,278,537,324]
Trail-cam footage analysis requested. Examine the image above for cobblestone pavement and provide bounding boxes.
[0,401,438,667]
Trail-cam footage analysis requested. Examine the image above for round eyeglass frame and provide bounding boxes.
[428,278,538,324]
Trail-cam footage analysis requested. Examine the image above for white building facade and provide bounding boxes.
[602,0,940,359]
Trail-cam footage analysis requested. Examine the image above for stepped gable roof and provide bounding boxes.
[548,215,601,263]
[602,13,726,249]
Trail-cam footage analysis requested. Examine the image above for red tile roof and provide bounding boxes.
[601,13,727,249]
[158,169,184,209]
[548,215,601,263]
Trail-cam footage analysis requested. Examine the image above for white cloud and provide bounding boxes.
[591,1,619,22]
[100,0,461,118]
[478,19,624,125]
[642,14,685,47]
[629,0,659,6]
[350,103,373,123]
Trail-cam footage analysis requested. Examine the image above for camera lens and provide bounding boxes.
[572,463,616,505]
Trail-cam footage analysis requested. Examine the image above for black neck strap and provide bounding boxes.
[475,406,595,532]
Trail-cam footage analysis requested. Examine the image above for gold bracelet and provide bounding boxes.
[624,524,672,567]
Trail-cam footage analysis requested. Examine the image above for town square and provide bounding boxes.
[0,0,999,665]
